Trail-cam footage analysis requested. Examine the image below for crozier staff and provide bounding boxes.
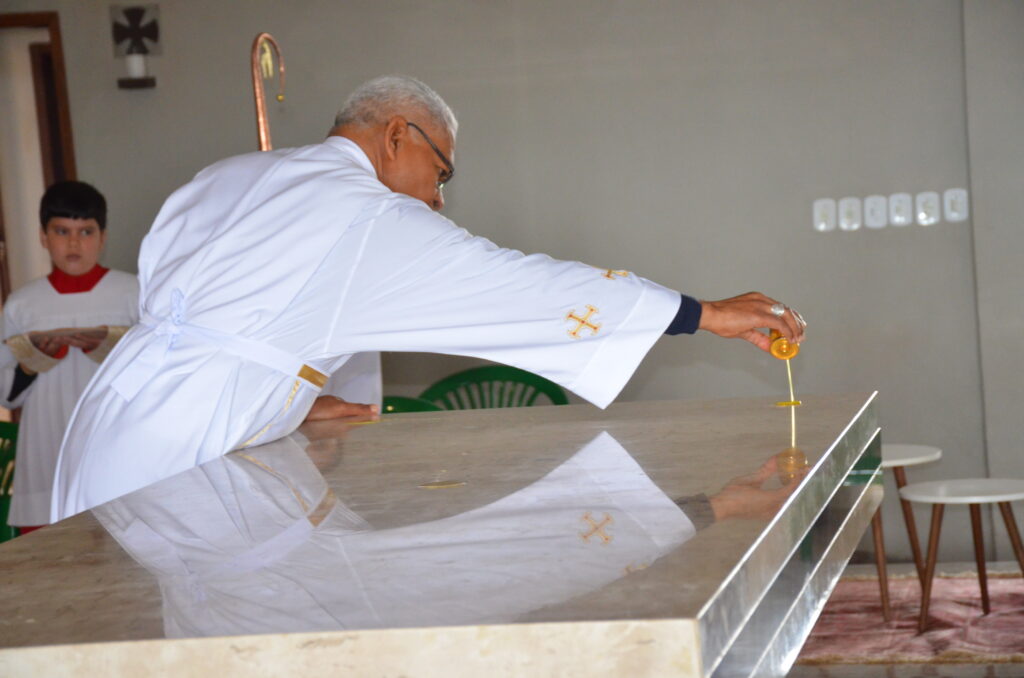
[51,75,806,521]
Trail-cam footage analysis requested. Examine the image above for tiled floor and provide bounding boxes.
[787,561,1023,678]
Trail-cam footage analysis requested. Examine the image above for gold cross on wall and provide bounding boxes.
[566,305,601,339]
[580,511,613,544]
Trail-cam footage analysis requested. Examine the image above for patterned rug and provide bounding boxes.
[797,574,1024,664]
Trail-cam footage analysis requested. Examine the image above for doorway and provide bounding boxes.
[0,12,75,424]
[0,12,77,302]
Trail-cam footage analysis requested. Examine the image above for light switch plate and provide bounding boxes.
[864,195,887,229]
[943,188,969,222]
[916,191,940,226]
[889,193,912,227]
[838,197,862,231]
[813,198,836,232]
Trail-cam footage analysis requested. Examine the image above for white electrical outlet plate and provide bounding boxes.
[864,195,888,229]
[838,197,862,231]
[889,193,912,227]
[943,188,969,222]
[916,191,940,226]
[812,198,836,232]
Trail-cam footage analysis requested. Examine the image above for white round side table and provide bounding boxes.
[870,444,942,621]
[899,478,1024,633]
[882,445,943,576]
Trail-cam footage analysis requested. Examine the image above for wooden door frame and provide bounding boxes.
[30,41,60,189]
[0,12,77,179]
[0,12,76,303]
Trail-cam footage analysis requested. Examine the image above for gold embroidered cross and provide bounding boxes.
[602,269,628,280]
[566,305,601,339]
[580,511,613,544]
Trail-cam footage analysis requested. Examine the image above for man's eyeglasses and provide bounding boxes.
[407,121,454,190]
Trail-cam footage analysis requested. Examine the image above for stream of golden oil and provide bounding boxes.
[786,359,796,448]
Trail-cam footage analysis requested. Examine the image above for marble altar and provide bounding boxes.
[0,393,881,677]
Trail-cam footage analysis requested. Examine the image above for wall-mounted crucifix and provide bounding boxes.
[110,4,160,88]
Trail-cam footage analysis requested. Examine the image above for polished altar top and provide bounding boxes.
[0,393,880,678]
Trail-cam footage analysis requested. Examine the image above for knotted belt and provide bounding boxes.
[111,288,327,401]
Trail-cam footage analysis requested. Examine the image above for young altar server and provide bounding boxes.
[0,181,138,530]
[51,76,805,522]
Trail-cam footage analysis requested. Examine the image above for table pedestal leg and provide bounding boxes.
[919,504,944,633]
[969,503,990,615]
[893,466,925,583]
[871,508,891,621]
[997,502,1024,576]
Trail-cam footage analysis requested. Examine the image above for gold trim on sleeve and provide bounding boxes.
[238,366,326,449]
[240,379,302,448]
[298,364,328,389]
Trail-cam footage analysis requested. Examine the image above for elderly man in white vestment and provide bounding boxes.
[50,75,805,522]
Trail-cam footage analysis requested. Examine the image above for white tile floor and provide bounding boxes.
[787,561,1023,678]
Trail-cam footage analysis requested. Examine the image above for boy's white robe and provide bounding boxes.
[0,271,138,525]
[52,136,681,521]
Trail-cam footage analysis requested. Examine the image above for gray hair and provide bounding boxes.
[334,75,458,140]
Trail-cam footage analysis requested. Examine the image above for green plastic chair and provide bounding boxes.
[382,396,443,413]
[0,421,19,543]
[418,365,568,410]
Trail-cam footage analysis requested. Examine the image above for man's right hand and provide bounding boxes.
[699,292,806,353]
[303,395,380,423]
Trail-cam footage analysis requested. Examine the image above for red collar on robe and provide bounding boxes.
[48,265,109,294]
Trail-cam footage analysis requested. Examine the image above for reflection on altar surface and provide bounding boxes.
[0,394,881,678]
[95,430,704,636]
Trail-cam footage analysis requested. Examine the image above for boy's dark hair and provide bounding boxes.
[39,181,107,231]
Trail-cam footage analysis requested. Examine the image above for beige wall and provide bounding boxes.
[963,0,1024,558]
[1,0,1019,561]
[0,27,53,290]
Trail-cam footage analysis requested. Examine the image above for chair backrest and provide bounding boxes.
[418,365,568,411]
[0,421,19,543]
[382,396,444,413]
